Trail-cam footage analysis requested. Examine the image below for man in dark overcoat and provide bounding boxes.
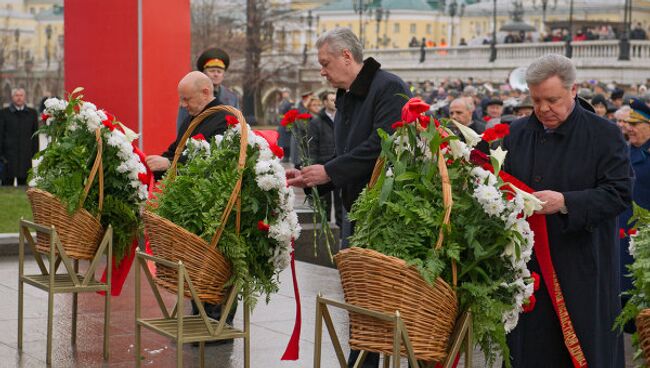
[286,27,411,368]
[503,54,632,368]
[0,88,39,186]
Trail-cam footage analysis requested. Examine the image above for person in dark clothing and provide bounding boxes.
[630,22,647,40]
[0,88,39,186]
[449,97,486,134]
[176,48,239,132]
[308,91,342,227]
[147,71,228,178]
[504,54,631,368]
[146,71,235,336]
[286,27,411,368]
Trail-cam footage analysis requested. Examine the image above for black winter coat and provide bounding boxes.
[503,102,632,368]
[156,98,227,179]
[0,104,39,180]
[322,58,411,211]
[308,108,335,165]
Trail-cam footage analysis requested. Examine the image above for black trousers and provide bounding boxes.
[2,177,27,186]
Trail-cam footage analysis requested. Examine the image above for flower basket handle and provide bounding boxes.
[368,149,457,286]
[78,128,104,219]
[168,105,249,249]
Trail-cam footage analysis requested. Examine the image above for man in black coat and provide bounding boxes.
[146,71,234,333]
[308,90,342,227]
[286,27,411,368]
[504,54,632,368]
[146,71,228,179]
[0,88,39,186]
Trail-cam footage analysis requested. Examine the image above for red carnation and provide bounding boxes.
[280,109,299,127]
[138,172,149,185]
[619,228,626,239]
[418,116,430,129]
[296,113,312,120]
[192,133,206,141]
[270,143,284,159]
[483,115,492,122]
[482,128,498,142]
[401,98,430,123]
[523,294,537,313]
[257,220,270,232]
[225,115,239,126]
[391,121,405,129]
[102,120,116,131]
[493,123,510,137]
[531,271,540,291]
[629,228,638,236]
[41,113,49,122]
[433,118,441,127]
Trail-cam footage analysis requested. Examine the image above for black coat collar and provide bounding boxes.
[347,57,381,97]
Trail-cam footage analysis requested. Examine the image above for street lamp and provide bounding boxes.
[14,28,20,69]
[374,6,389,49]
[565,0,574,58]
[353,0,371,47]
[45,24,53,68]
[489,0,497,62]
[619,0,632,60]
[447,0,465,46]
[532,0,557,33]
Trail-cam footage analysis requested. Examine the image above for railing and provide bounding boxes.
[285,40,650,67]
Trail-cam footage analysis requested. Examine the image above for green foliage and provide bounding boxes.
[615,204,650,367]
[152,131,288,306]
[30,91,144,260]
[0,188,32,232]
[349,120,530,366]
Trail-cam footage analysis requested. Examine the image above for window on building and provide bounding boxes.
[410,23,416,34]
[427,24,432,34]
[394,23,400,33]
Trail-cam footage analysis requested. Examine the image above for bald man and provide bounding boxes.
[146,71,229,178]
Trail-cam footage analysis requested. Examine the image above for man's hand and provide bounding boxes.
[532,190,566,215]
[301,165,330,187]
[145,155,171,172]
[286,168,307,188]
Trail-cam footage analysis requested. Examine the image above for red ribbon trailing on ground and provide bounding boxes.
[281,240,302,360]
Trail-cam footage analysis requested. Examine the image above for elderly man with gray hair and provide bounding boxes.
[503,54,632,367]
[0,88,39,186]
[286,27,411,368]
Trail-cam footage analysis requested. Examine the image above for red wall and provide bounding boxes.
[64,0,191,154]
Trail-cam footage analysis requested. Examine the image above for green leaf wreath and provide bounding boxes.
[616,204,650,366]
[151,122,299,306]
[349,99,542,366]
[30,89,148,260]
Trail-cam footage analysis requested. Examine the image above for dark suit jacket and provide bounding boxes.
[322,57,411,211]
[0,104,39,179]
[307,108,335,165]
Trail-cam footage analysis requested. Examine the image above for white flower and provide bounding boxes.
[473,184,506,217]
[489,146,508,170]
[448,138,470,161]
[96,109,108,121]
[386,168,393,177]
[255,160,272,175]
[44,98,67,112]
[508,184,545,217]
[451,119,482,147]
[503,309,520,333]
[81,102,97,112]
[256,174,281,191]
[107,134,123,147]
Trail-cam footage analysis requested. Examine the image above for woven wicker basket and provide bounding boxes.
[27,129,105,260]
[335,149,459,362]
[636,308,650,365]
[144,105,248,305]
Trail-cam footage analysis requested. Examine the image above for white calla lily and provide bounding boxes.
[451,119,482,147]
[509,183,545,217]
[490,146,508,169]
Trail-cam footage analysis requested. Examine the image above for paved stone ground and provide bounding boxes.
[0,255,639,367]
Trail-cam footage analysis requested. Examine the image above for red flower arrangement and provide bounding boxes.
[280,109,312,127]
[191,133,206,141]
[226,115,239,126]
[482,123,510,143]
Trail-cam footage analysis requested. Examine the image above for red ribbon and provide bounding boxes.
[281,240,302,360]
[498,169,588,368]
[99,144,154,296]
